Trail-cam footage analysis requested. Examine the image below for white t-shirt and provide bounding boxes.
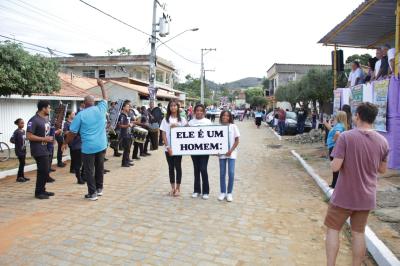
[348,68,364,86]
[188,117,212,126]
[388,48,396,72]
[160,116,187,152]
[374,59,381,76]
[219,123,240,159]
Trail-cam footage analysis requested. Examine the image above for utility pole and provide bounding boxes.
[200,48,216,104]
[148,0,158,103]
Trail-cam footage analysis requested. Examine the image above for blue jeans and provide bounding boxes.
[219,158,236,194]
[278,120,285,136]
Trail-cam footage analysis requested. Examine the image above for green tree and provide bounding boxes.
[106,47,132,56]
[249,95,267,108]
[245,87,263,104]
[262,77,270,90]
[346,53,371,66]
[0,41,60,97]
[175,74,211,100]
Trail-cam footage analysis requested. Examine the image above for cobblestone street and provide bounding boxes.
[0,120,357,265]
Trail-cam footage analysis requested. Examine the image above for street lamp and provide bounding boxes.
[156,28,199,50]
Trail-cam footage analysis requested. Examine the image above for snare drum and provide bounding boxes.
[132,127,148,143]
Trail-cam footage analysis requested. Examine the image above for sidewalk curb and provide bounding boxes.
[0,156,71,180]
[291,150,400,266]
[264,122,282,140]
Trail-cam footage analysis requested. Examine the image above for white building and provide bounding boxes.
[0,80,95,148]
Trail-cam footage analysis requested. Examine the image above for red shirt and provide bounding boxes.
[331,128,389,210]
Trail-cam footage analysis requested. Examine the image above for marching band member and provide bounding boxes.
[118,100,134,167]
[26,100,55,199]
[11,118,29,182]
[63,111,84,184]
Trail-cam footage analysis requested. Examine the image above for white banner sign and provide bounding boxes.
[170,125,229,155]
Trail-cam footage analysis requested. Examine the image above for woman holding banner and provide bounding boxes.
[188,104,212,200]
[160,99,187,197]
[218,111,240,202]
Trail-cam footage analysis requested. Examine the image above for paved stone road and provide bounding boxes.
[0,120,355,265]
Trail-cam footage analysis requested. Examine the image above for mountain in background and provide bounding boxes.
[205,77,263,91]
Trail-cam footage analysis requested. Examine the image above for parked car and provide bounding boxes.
[280,111,312,135]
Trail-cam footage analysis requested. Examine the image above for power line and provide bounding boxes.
[160,43,200,64]
[0,1,120,48]
[0,34,71,56]
[79,0,199,64]
[79,0,151,37]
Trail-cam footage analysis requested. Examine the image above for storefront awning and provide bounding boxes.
[318,0,396,48]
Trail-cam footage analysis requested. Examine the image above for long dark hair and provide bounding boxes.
[219,110,234,124]
[166,99,181,123]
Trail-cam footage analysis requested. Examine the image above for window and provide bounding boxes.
[82,69,95,78]
[165,73,170,85]
[135,71,143,80]
[156,70,164,83]
[99,70,105,78]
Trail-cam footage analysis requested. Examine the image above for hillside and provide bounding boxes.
[205,77,263,91]
[221,77,263,89]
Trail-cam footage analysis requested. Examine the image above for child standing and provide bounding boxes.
[160,99,187,197]
[12,118,29,182]
[218,111,240,202]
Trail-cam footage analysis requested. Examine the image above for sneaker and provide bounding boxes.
[202,194,209,200]
[129,159,133,163]
[132,157,141,160]
[226,194,233,202]
[113,153,122,157]
[121,164,131,167]
[44,191,55,196]
[104,158,109,162]
[218,193,226,201]
[50,168,56,172]
[35,194,49,199]
[104,169,110,173]
[46,177,55,183]
[16,177,27,182]
[97,189,103,196]
[77,179,85,185]
[192,192,199,198]
[23,177,30,181]
[84,193,98,201]
[57,163,66,167]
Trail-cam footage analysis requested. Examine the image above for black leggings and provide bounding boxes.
[165,152,182,184]
[191,155,210,194]
[17,155,26,178]
[329,147,339,188]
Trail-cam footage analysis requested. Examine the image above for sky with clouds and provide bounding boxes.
[0,0,372,83]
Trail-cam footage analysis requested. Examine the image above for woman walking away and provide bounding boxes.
[160,99,188,197]
[218,111,240,202]
[12,118,29,182]
[324,111,348,188]
[189,104,212,200]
